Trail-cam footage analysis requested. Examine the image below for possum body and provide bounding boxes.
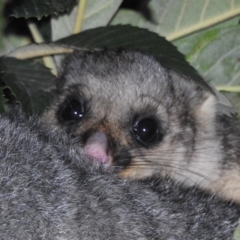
[0,112,239,239]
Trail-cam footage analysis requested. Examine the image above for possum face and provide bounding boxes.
[44,49,221,187]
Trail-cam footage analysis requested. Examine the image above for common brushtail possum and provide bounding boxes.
[0,110,240,239]
[43,48,240,202]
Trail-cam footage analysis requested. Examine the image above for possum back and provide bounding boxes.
[0,112,239,239]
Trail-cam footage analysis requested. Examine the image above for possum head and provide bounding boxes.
[44,49,221,189]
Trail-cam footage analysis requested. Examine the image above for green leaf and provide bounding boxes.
[111,0,240,41]
[6,0,78,19]
[51,0,123,41]
[82,0,123,31]
[56,25,214,95]
[174,20,240,87]
[0,57,55,115]
[234,219,240,240]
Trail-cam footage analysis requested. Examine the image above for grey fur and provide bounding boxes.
[0,111,240,239]
[43,49,240,202]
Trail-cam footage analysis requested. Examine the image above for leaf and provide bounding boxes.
[0,0,4,50]
[0,57,55,115]
[6,0,78,19]
[173,20,240,87]
[111,0,240,41]
[51,0,123,41]
[56,25,214,94]
[81,0,123,31]
[234,219,240,240]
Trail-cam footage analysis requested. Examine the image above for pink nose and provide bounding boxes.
[84,131,109,164]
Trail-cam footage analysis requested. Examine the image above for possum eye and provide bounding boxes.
[133,118,160,146]
[61,99,85,121]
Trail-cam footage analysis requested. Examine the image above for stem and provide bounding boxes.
[27,21,58,76]
[216,86,240,93]
[7,44,74,59]
[73,0,87,34]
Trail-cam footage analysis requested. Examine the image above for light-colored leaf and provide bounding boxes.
[51,0,122,68]
[111,0,240,41]
[193,26,240,87]
[82,0,123,31]
[51,6,78,41]
[234,219,240,240]
[51,0,123,41]
[174,20,240,87]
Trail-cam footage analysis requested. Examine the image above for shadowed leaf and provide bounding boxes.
[6,0,78,19]
[0,57,55,115]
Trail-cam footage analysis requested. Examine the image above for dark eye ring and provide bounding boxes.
[133,118,161,146]
[60,99,85,122]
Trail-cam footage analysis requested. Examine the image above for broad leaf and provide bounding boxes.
[0,57,55,115]
[51,0,123,41]
[111,0,240,41]
[174,22,240,87]
[6,0,78,19]
[81,0,123,31]
[51,0,122,68]
[234,220,240,240]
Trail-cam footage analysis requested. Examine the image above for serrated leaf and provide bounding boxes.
[111,0,240,41]
[51,0,123,41]
[0,57,55,115]
[6,0,78,19]
[56,25,214,94]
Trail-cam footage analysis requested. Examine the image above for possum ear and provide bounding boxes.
[195,93,216,131]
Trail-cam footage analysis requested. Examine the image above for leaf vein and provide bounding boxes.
[200,0,210,22]
[174,0,188,31]
[203,45,240,76]
[84,0,114,19]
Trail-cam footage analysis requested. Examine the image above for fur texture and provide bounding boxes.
[0,112,240,239]
[43,49,240,202]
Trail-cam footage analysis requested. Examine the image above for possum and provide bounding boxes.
[43,48,240,203]
[0,110,240,239]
